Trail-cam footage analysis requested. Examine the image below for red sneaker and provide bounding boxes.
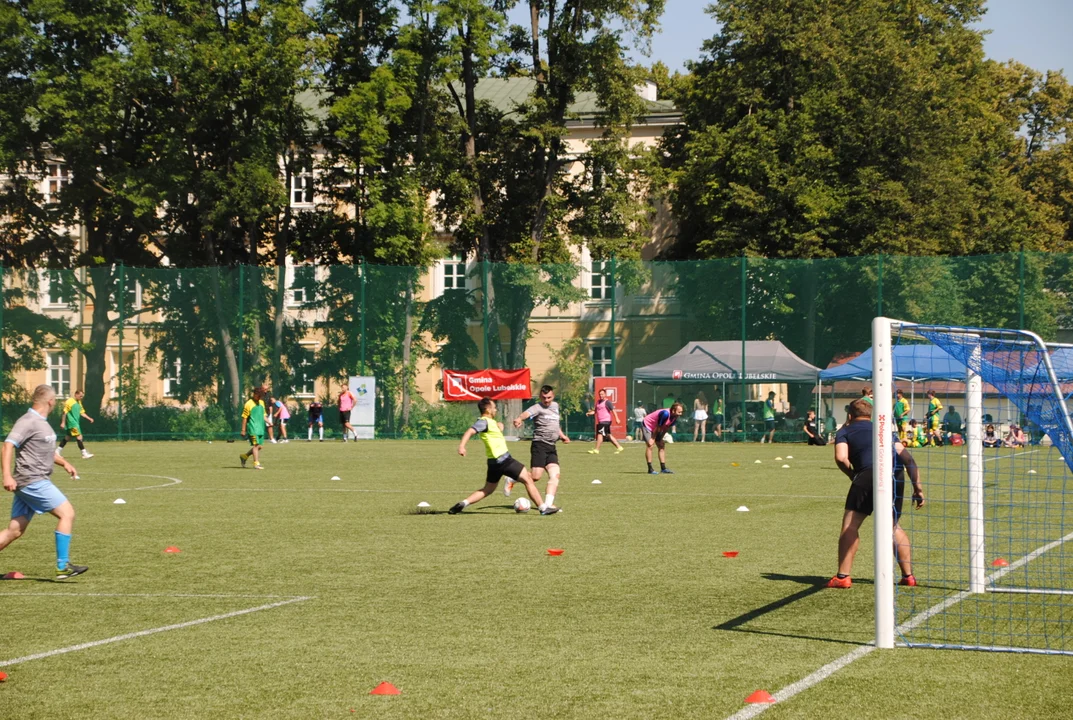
[899,574,917,587]
[826,575,852,589]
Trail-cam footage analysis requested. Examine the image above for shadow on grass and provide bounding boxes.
[406,503,519,516]
[712,573,873,646]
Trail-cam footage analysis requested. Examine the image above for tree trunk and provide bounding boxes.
[204,237,242,413]
[81,265,115,417]
[272,207,289,393]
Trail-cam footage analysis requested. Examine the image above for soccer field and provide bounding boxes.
[0,439,1070,719]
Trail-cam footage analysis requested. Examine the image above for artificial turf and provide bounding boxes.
[0,438,1069,718]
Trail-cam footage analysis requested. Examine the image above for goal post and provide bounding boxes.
[871,318,1073,655]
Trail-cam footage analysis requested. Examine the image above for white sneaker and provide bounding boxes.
[82,452,94,459]
[503,478,514,497]
[271,439,278,444]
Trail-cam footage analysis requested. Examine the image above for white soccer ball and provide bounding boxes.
[514,497,532,513]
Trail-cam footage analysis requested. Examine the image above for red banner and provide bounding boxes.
[594,376,628,438]
[442,368,533,401]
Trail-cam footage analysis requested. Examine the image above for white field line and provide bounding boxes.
[63,473,183,493]
[0,592,310,599]
[0,595,314,669]
[724,527,1073,720]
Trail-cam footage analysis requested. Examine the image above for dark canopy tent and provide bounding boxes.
[634,341,821,384]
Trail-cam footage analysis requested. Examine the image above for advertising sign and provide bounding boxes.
[348,376,376,439]
[593,376,628,439]
[442,369,533,401]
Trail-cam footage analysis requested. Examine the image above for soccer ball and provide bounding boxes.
[514,497,532,513]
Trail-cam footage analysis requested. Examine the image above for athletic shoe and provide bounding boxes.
[899,574,917,587]
[826,575,852,589]
[56,564,88,580]
[540,506,560,516]
[448,502,466,515]
[239,454,247,468]
[271,439,277,444]
[649,470,660,475]
[319,439,323,442]
[81,452,94,459]
[587,449,599,455]
[615,448,624,454]
[661,468,674,474]
[253,463,264,471]
[503,479,514,497]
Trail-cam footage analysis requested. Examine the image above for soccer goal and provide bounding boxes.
[871,318,1073,655]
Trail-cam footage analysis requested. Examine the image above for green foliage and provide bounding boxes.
[545,337,592,419]
[399,398,475,439]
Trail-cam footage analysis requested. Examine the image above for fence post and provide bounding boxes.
[238,265,245,395]
[740,254,747,443]
[117,263,125,440]
[877,253,884,317]
[359,259,367,376]
[1018,247,1025,330]
[482,255,490,368]
[609,255,617,377]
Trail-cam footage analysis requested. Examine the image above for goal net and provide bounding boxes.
[870,319,1073,655]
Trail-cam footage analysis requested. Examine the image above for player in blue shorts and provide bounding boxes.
[0,385,87,579]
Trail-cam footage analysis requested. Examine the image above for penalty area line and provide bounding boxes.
[723,527,1073,720]
[0,595,314,669]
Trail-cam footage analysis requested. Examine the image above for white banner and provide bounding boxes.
[348,376,376,440]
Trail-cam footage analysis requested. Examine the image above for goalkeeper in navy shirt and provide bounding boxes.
[827,398,925,589]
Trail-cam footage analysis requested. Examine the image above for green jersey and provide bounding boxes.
[242,399,267,436]
[893,398,909,421]
[927,397,942,419]
[62,398,84,429]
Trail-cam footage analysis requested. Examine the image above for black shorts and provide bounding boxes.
[339,411,350,425]
[845,470,906,520]
[486,457,524,485]
[596,422,612,438]
[530,441,559,469]
[806,434,827,446]
[713,414,724,424]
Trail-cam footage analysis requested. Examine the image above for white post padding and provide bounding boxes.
[967,343,985,594]
[872,317,895,649]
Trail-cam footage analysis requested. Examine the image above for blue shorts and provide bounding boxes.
[11,479,69,521]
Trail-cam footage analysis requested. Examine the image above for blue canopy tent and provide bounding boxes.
[820,345,968,425]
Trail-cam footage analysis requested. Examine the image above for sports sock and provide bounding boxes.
[77,439,86,451]
[539,503,548,511]
[461,500,470,508]
[837,573,849,579]
[55,531,71,569]
[660,462,667,471]
[647,462,654,472]
[308,428,312,440]
[241,452,249,460]
[545,494,555,507]
[319,427,324,439]
[59,436,67,448]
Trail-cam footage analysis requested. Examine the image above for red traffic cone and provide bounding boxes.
[164,546,181,554]
[370,682,400,695]
[745,689,776,704]
[2,571,25,580]
[992,558,1009,567]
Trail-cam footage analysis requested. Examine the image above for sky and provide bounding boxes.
[646,0,1073,75]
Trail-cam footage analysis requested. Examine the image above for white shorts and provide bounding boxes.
[694,410,708,421]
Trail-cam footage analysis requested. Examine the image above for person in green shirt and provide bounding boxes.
[860,386,874,406]
[239,386,268,470]
[713,392,725,439]
[58,390,95,459]
[908,419,927,448]
[925,390,944,446]
[893,389,910,442]
[761,391,777,444]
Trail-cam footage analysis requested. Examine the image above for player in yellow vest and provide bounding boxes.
[450,398,552,514]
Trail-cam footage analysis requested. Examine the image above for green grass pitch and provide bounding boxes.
[0,438,1069,718]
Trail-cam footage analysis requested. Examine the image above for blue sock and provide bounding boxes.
[55,531,71,569]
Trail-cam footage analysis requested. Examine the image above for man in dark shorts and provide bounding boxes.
[586,388,624,455]
[828,398,925,589]
[450,398,549,514]
[307,399,323,441]
[803,409,826,446]
[513,385,567,515]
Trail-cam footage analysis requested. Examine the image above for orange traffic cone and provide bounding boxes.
[745,689,776,704]
[370,682,401,695]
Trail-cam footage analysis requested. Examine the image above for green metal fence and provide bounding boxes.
[2,252,1070,440]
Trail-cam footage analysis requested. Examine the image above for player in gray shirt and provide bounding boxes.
[513,385,569,515]
[1,384,87,579]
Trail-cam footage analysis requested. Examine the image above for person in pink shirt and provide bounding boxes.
[272,396,291,443]
[643,402,683,475]
[586,388,624,455]
[338,388,356,441]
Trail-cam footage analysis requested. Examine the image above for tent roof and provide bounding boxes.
[634,341,820,384]
[819,345,966,382]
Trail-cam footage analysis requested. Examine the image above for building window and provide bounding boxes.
[163,359,181,398]
[45,163,69,203]
[294,346,317,398]
[443,257,466,290]
[48,352,71,398]
[289,265,315,307]
[46,270,69,306]
[291,168,314,206]
[591,261,611,300]
[591,345,612,378]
